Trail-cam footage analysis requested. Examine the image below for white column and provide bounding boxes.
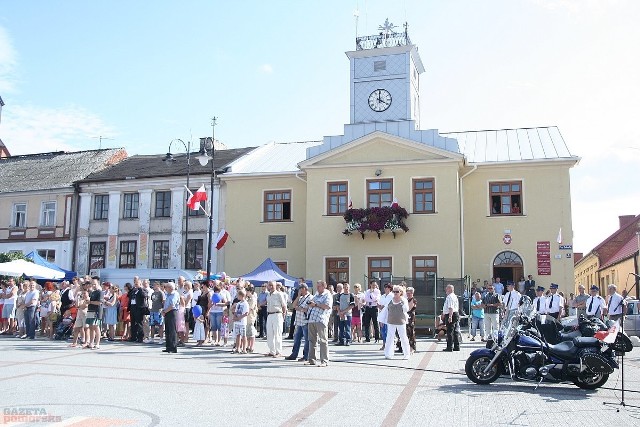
[138,189,152,268]
[105,191,121,268]
[75,192,92,275]
[170,186,185,269]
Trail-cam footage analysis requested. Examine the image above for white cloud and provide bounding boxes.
[0,26,18,93]
[258,63,274,74]
[2,104,115,155]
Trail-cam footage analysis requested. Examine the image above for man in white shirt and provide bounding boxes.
[442,285,460,352]
[378,283,393,351]
[493,277,504,296]
[585,286,606,319]
[23,279,40,339]
[532,286,547,315]
[502,282,521,325]
[546,283,564,319]
[606,284,626,322]
[362,280,380,342]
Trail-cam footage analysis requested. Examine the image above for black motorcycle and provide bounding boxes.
[465,298,633,390]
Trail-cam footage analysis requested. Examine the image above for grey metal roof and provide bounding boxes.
[80,146,256,183]
[228,141,321,174]
[0,148,126,193]
[440,126,574,163]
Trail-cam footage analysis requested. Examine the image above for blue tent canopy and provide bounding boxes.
[25,251,77,281]
[239,258,297,287]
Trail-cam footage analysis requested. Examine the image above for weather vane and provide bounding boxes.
[378,18,397,35]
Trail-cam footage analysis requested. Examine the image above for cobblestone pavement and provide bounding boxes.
[1,334,639,426]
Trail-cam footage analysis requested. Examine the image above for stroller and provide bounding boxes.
[54,307,77,340]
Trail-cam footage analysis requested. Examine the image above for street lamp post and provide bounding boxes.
[196,117,217,281]
[163,138,192,269]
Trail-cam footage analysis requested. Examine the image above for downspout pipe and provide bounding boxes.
[459,164,478,279]
[71,182,81,272]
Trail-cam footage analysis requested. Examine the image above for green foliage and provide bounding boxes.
[0,252,29,263]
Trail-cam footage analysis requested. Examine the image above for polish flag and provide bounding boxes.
[187,185,207,211]
[556,227,562,244]
[391,197,399,208]
[215,229,229,250]
[348,197,352,209]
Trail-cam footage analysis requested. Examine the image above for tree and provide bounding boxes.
[0,252,30,263]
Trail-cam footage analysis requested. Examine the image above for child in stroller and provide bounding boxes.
[54,307,77,340]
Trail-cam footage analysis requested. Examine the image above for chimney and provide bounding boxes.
[619,215,636,229]
[573,252,583,264]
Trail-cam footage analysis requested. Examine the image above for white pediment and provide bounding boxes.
[299,131,463,169]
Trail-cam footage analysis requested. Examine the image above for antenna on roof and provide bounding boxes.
[91,136,114,149]
[354,0,360,38]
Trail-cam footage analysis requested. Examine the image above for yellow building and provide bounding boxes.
[221,27,579,298]
[574,215,640,297]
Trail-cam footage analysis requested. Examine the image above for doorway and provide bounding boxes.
[493,251,524,288]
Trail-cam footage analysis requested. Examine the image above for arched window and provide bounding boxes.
[493,251,523,266]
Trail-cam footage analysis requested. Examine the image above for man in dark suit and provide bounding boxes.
[524,275,536,300]
[128,278,146,343]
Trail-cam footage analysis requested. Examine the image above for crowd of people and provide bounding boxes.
[2,274,629,363]
[0,275,419,364]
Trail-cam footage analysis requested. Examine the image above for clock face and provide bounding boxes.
[368,89,392,112]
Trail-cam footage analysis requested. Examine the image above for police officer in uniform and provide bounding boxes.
[606,284,626,322]
[547,283,564,319]
[585,285,605,319]
[532,286,547,314]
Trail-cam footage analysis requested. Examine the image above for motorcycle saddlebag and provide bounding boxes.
[579,349,614,374]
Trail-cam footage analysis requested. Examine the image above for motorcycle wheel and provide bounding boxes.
[573,373,609,390]
[465,354,501,385]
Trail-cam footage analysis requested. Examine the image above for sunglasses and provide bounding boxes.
[393,290,400,293]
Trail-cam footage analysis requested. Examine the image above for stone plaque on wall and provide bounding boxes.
[268,235,286,248]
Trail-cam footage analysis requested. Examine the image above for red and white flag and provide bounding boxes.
[215,229,229,250]
[187,185,207,211]
[348,197,352,209]
[556,227,562,244]
[391,197,399,208]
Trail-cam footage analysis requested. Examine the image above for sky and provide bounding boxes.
[0,0,639,254]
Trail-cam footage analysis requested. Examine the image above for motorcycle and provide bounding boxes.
[525,313,610,344]
[465,296,633,390]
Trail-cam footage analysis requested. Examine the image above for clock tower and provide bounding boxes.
[347,20,425,128]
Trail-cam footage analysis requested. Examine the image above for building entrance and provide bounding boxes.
[493,251,524,288]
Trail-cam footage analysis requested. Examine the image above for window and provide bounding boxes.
[374,60,386,72]
[89,242,106,269]
[186,239,204,269]
[152,240,170,269]
[40,201,56,227]
[119,240,137,268]
[413,178,435,213]
[490,181,522,216]
[327,182,348,215]
[412,256,437,295]
[368,257,392,284]
[264,190,291,222]
[37,249,56,263]
[123,193,139,219]
[94,195,109,220]
[155,191,171,217]
[367,179,393,208]
[12,203,26,227]
[326,258,349,286]
[275,262,288,273]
